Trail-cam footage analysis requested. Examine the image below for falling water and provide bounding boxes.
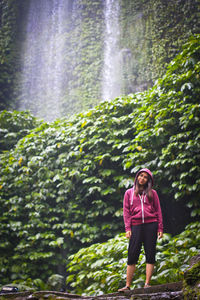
[102,0,121,101]
[18,0,122,119]
[19,0,68,121]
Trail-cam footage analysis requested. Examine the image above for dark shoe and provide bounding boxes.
[118,286,130,292]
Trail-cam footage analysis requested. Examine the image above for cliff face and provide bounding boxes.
[0,0,199,117]
[120,0,200,92]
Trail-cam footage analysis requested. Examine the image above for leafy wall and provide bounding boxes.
[62,0,104,115]
[0,0,18,110]
[0,34,199,284]
[0,0,199,115]
[0,110,41,153]
[120,0,200,93]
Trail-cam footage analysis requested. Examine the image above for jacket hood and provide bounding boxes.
[134,168,154,186]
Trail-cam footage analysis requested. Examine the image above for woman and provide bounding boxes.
[118,168,163,291]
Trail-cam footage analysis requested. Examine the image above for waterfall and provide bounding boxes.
[102,0,121,101]
[18,0,122,120]
[19,0,68,121]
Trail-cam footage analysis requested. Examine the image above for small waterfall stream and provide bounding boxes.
[19,0,68,121]
[102,0,121,101]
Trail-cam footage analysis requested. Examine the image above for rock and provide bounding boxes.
[183,254,200,299]
[2,255,200,300]
[0,283,184,300]
[47,275,65,291]
[0,284,34,294]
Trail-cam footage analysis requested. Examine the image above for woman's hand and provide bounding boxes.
[158,232,163,239]
[125,231,132,239]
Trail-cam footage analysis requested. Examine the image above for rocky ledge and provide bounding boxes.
[0,282,184,300]
[0,255,199,300]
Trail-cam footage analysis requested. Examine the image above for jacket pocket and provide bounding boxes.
[144,204,155,218]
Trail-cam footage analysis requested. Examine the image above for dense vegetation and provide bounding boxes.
[0,35,199,288]
[0,110,41,153]
[0,0,19,110]
[67,222,200,295]
[0,0,199,116]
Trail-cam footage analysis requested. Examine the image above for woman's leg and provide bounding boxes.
[127,225,142,286]
[145,263,154,286]
[143,222,158,286]
[126,264,136,287]
[118,225,142,290]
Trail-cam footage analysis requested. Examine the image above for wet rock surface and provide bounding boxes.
[0,282,183,300]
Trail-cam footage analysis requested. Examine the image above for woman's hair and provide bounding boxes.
[134,173,153,200]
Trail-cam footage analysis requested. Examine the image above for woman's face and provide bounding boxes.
[137,172,148,186]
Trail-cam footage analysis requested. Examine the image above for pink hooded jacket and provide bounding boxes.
[123,168,163,233]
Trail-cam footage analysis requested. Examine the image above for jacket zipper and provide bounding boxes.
[139,193,145,223]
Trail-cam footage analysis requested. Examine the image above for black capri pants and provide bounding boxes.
[128,222,158,265]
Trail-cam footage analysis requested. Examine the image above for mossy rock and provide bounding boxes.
[183,255,200,299]
[47,274,64,291]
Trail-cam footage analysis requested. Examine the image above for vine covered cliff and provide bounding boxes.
[0,0,199,117]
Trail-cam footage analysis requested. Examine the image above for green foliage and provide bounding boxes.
[67,222,200,295]
[0,35,199,285]
[0,0,22,110]
[62,0,104,114]
[0,110,42,152]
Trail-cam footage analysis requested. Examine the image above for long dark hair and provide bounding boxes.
[134,173,153,200]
